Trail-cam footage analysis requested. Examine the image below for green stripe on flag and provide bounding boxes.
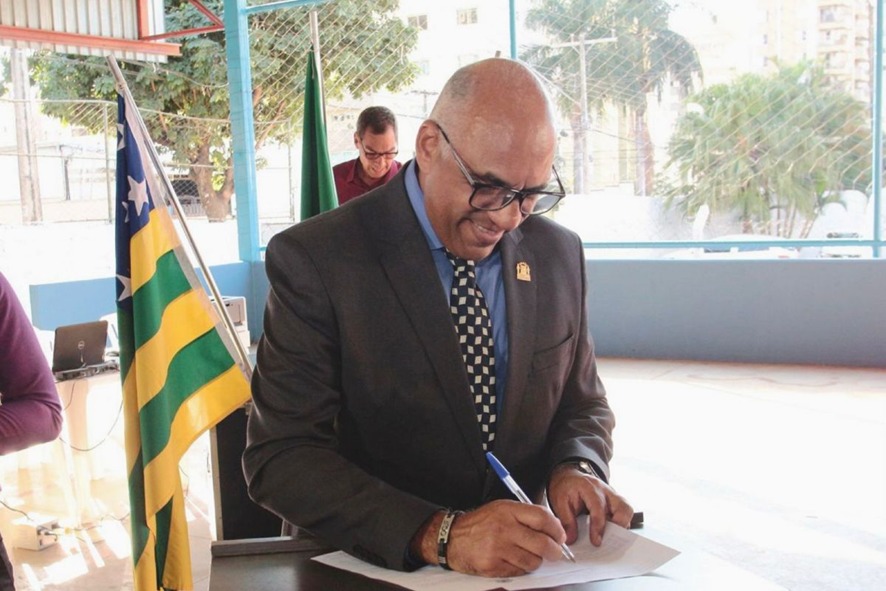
[138,328,235,463]
[131,251,192,350]
[127,449,150,567]
[154,497,174,584]
[117,309,134,380]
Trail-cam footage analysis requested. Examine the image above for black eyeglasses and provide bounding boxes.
[359,139,398,161]
[434,123,565,216]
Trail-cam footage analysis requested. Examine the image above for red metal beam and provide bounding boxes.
[189,0,224,27]
[141,24,223,42]
[0,24,181,56]
[140,0,224,42]
[136,0,151,40]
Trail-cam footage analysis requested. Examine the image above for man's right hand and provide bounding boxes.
[418,500,568,577]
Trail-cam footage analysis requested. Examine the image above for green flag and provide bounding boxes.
[301,50,337,219]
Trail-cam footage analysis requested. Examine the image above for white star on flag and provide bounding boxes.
[116,274,132,301]
[117,123,125,150]
[128,175,149,217]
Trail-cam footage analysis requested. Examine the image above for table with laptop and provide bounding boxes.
[51,319,126,526]
[51,319,119,382]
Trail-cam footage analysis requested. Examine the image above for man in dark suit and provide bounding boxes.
[243,58,633,578]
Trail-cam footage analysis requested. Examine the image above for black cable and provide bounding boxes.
[59,396,124,452]
[56,378,81,412]
[0,498,32,521]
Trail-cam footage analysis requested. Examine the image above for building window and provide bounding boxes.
[407,15,428,30]
[457,8,478,26]
[820,7,837,23]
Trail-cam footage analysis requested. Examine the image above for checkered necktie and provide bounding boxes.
[445,250,497,451]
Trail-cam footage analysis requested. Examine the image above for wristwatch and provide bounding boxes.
[571,460,599,478]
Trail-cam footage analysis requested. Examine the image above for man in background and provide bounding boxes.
[333,106,401,204]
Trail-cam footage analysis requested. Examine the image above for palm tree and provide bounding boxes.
[663,63,872,237]
[524,0,701,195]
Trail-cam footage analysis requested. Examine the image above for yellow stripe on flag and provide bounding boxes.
[122,373,143,478]
[123,290,218,411]
[142,366,249,516]
[131,207,180,293]
[132,513,158,591]
[161,485,193,591]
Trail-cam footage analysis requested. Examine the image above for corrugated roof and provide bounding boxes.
[0,0,176,62]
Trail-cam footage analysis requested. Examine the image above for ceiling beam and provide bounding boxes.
[0,25,180,57]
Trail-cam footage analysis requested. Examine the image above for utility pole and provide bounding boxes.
[11,49,42,223]
[551,33,616,194]
[578,34,589,194]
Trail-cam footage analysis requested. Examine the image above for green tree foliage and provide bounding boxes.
[31,0,418,220]
[0,53,9,98]
[524,0,701,195]
[663,62,872,237]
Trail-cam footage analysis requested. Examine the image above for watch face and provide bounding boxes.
[577,461,596,476]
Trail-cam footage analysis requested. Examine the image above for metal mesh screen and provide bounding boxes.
[1,0,881,258]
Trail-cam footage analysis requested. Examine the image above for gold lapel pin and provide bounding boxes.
[516,262,531,282]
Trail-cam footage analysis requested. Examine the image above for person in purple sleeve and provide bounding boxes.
[0,271,64,590]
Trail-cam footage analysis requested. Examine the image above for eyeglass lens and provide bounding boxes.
[470,185,562,215]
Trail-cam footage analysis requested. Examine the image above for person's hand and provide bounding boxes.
[547,464,633,547]
[446,500,567,577]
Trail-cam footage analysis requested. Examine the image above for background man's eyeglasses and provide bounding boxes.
[360,139,398,161]
[434,123,565,216]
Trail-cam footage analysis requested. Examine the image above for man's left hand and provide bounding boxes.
[547,464,633,546]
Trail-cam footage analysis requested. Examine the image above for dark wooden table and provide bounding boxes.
[209,531,787,591]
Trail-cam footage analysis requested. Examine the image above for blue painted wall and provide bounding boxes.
[585,259,886,368]
[30,261,256,333]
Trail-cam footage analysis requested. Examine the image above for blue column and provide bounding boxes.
[874,0,883,258]
[224,0,260,264]
[509,0,517,59]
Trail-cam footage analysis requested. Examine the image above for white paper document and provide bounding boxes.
[312,521,680,591]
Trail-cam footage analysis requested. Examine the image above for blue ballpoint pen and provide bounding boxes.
[486,451,577,563]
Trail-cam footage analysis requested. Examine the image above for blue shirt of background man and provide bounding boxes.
[404,160,509,412]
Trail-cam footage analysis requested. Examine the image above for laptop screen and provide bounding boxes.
[52,320,108,373]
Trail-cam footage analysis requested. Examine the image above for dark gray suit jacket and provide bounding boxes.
[243,165,615,570]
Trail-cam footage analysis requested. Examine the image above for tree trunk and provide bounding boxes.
[191,144,234,222]
[11,49,42,223]
[633,108,654,196]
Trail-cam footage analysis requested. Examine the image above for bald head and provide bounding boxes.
[415,58,559,261]
[429,58,555,158]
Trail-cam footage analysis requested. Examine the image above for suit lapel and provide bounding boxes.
[496,227,537,453]
[360,184,486,471]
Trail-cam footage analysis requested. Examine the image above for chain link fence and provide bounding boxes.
[1,0,881,257]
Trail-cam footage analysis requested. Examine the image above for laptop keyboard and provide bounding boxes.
[53,359,120,382]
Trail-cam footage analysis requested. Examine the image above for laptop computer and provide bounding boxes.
[52,320,118,380]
